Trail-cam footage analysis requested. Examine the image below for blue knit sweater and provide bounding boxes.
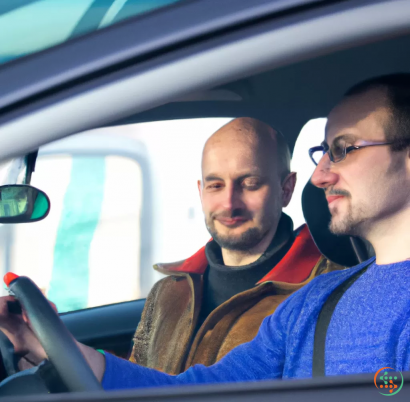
[102,258,410,390]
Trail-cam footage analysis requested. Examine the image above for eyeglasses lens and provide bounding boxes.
[330,140,346,163]
[312,150,324,165]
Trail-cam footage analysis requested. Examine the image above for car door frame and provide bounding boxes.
[0,0,410,161]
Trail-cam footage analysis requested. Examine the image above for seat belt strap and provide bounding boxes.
[312,263,371,377]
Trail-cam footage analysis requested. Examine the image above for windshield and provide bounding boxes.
[0,0,184,65]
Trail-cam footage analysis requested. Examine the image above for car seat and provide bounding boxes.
[302,180,375,267]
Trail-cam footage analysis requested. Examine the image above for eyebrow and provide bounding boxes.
[204,173,263,182]
[326,133,358,145]
[204,174,223,182]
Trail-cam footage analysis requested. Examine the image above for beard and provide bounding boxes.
[329,202,368,236]
[328,157,409,237]
[207,225,267,251]
[205,209,272,251]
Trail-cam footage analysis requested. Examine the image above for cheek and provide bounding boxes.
[370,168,408,211]
[200,194,219,215]
[243,191,273,215]
[342,162,388,208]
[343,151,392,190]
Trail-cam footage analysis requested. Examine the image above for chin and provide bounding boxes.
[329,215,360,236]
[217,222,249,233]
[212,225,265,251]
[218,230,247,241]
[328,202,344,215]
[329,221,347,235]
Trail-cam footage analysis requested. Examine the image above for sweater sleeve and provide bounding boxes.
[102,309,287,390]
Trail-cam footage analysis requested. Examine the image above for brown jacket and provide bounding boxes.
[129,225,343,374]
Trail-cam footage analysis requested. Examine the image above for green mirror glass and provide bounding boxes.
[0,185,50,223]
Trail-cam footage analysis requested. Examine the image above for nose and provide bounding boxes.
[310,153,339,189]
[220,182,244,211]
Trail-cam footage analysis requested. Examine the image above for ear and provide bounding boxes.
[281,172,297,207]
[197,180,203,200]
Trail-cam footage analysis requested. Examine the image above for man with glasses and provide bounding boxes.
[3,74,410,387]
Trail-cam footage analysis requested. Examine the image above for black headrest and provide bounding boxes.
[302,180,374,267]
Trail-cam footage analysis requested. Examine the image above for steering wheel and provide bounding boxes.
[0,275,102,394]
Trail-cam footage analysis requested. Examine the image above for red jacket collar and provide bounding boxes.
[157,224,321,284]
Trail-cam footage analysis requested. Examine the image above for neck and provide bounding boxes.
[366,207,410,264]
[221,226,277,267]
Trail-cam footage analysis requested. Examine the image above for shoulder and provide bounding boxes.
[294,259,373,301]
[271,260,374,327]
[146,274,189,299]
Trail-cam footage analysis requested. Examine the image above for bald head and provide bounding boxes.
[202,117,290,181]
[198,117,295,255]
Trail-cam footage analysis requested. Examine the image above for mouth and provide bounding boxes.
[215,217,248,227]
[326,195,345,205]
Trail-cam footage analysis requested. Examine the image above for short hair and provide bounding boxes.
[344,73,410,151]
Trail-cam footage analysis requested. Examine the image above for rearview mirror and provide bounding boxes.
[0,185,50,223]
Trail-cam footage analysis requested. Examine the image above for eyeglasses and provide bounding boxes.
[308,139,394,166]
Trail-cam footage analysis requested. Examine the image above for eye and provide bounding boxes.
[242,178,261,190]
[330,138,355,162]
[331,140,345,156]
[206,182,223,190]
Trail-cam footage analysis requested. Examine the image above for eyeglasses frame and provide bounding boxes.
[308,141,394,166]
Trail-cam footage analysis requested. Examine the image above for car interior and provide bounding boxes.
[0,0,410,399]
[49,29,410,364]
[57,29,408,359]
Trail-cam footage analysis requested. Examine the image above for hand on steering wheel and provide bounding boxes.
[0,274,102,393]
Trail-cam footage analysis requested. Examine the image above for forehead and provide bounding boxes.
[202,136,276,177]
[325,90,391,143]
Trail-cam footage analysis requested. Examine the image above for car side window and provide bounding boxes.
[6,153,142,313]
[0,119,233,312]
[0,117,325,313]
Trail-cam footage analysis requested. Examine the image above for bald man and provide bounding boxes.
[128,118,343,374]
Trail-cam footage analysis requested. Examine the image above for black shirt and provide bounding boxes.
[195,213,295,332]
